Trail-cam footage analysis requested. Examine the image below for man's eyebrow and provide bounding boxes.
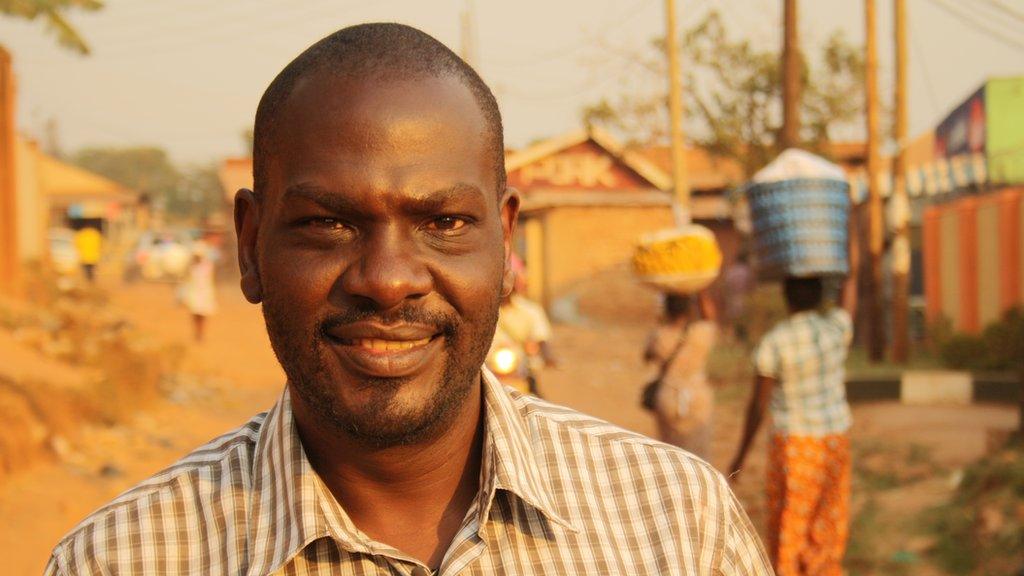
[281,182,487,214]
[281,183,361,214]
[406,183,487,212]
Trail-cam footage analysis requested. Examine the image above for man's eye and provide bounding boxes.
[428,216,469,232]
[299,217,356,236]
[305,217,346,229]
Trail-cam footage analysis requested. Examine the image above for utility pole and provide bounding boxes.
[664,0,691,222]
[864,0,886,361]
[781,0,801,149]
[459,0,477,68]
[0,46,20,298]
[891,0,911,362]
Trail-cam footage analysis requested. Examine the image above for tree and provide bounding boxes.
[175,163,225,222]
[582,10,864,177]
[73,146,180,199]
[0,0,103,55]
[72,146,226,222]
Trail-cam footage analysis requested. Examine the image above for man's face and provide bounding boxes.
[239,72,517,448]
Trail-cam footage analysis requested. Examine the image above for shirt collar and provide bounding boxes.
[245,371,577,574]
[478,369,578,533]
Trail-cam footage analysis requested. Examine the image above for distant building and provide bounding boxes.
[922,76,1024,333]
[15,136,139,264]
[505,126,744,308]
[217,128,748,310]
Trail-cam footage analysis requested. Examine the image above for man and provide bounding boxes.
[494,257,556,395]
[46,24,770,575]
[728,269,858,575]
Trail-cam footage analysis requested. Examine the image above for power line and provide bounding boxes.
[924,0,1024,52]
[907,17,940,118]
[484,0,653,68]
[982,0,1024,25]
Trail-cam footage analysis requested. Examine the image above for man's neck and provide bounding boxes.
[292,382,485,569]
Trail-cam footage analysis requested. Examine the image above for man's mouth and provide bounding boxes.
[323,322,445,378]
[340,336,434,352]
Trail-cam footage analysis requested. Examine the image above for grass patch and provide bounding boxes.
[925,441,1024,575]
[845,347,943,379]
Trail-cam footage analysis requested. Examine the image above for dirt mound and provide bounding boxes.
[566,263,663,326]
[0,291,174,482]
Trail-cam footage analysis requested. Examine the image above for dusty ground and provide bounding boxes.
[0,277,1018,575]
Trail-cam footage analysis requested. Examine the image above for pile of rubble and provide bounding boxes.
[0,289,174,480]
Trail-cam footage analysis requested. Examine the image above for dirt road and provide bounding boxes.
[0,279,1017,575]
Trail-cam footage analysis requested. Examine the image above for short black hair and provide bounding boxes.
[783,276,824,313]
[664,294,692,321]
[252,23,505,196]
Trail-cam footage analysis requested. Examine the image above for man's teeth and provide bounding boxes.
[351,337,432,351]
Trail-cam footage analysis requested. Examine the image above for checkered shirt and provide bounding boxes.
[45,370,771,575]
[753,308,854,436]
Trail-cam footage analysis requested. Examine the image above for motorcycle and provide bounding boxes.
[485,327,536,395]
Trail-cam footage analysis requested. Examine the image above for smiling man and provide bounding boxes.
[44,24,771,575]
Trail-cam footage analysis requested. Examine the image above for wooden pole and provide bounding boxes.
[459,0,477,68]
[664,0,691,223]
[781,0,801,149]
[891,0,911,362]
[0,45,20,297]
[865,0,886,362]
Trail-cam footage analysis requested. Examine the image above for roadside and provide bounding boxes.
[0,274,1018,575]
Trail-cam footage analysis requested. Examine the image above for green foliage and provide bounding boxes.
[173,163,225,222]
[581,10,865,177]
[0,0,103,54]
[72,146,223,221]
[938,307,1024,371]
[927,442,1024,575]
[74,146,179,197]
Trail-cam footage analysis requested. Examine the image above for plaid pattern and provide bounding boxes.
[753,309,853,436]
[45,370,772,575]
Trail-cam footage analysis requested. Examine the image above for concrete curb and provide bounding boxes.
[846,370,1020,405]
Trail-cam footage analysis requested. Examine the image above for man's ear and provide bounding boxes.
[234,188,263,304]
[499,187,521,297]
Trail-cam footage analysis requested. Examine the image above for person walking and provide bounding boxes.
[180,242,217,342]
[723,251,755,344]
[73,225,102,284]
[644,290,718,461]
[728,265,858,576]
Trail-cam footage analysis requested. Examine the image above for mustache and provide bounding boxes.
[317,304,458,338]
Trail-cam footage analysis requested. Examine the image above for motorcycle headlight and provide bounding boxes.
[491,346,520,375]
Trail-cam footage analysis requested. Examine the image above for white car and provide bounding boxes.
[126,231,194,282]
[47,228,80,276]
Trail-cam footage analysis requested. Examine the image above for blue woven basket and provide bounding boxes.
[745,178,850,280]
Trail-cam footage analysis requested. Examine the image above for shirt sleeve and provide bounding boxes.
[752,334,779,379]
[43,554,67,576]
[828,308,854,346]
[718,489,774,575]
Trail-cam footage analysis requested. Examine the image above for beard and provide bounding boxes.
[260,287,498,450]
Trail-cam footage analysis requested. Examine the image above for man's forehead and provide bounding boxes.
[281,70,481,128]
[258,73,494,203]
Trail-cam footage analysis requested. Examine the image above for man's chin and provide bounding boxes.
[303,374,475,449]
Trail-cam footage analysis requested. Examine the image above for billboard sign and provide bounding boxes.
[936,86,986,158]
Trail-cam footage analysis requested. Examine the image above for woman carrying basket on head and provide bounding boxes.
[643,289,718,461]
[728,149,859,576]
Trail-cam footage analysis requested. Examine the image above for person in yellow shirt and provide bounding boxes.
[73,226,102,283]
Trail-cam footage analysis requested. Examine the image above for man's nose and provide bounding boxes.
[339,227,432,310]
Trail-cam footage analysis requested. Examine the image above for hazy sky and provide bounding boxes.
[3,0,1022,164]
